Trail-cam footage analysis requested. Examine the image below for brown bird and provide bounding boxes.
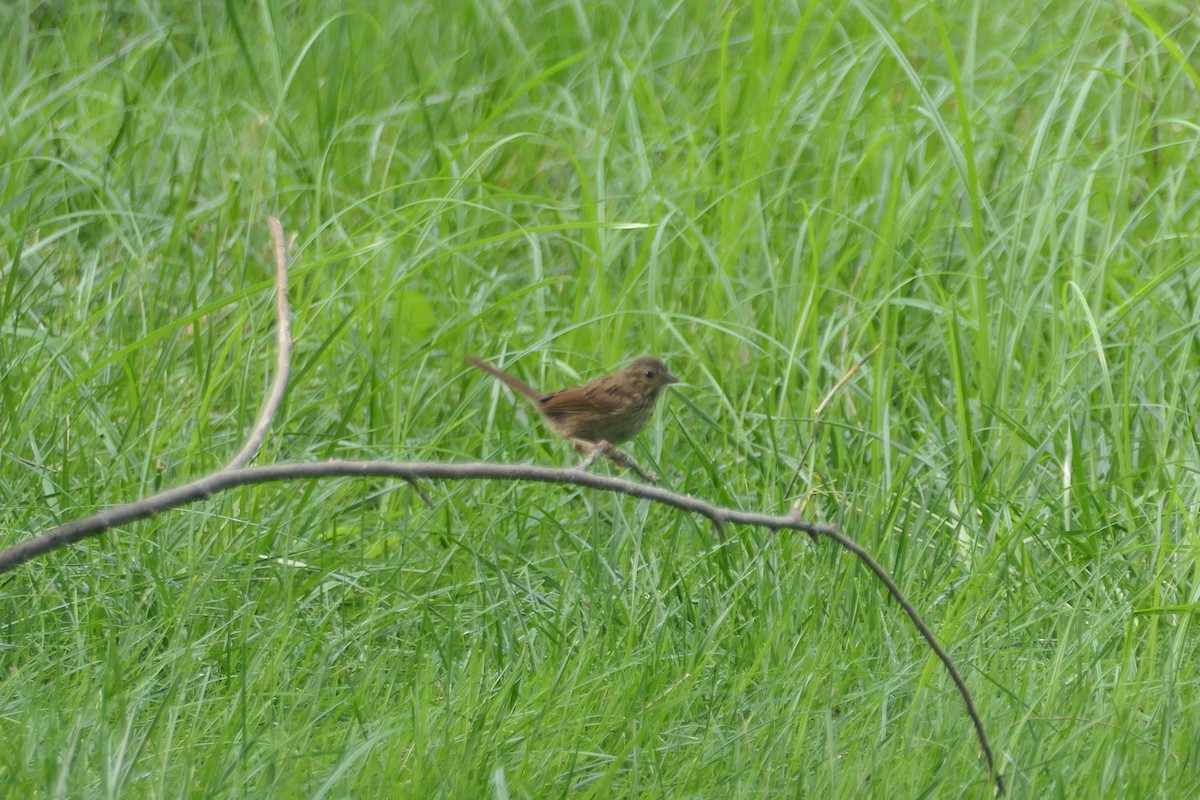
[466,354,679,447]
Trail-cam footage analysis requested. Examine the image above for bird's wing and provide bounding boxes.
[539,382,624,414]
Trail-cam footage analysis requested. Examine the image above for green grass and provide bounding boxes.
[2,0,1199,796]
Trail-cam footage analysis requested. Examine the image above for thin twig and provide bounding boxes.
[818,521,1002,794]
[785,341,884,499]
[224,217,292,470]
[814,340,884,419]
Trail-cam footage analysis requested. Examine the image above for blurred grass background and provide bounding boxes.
[2,0,1198,796]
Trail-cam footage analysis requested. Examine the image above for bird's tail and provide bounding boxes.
[466,355,544,403]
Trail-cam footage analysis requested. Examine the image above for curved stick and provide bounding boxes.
[224,217,292,470]
[0,459,1000,792]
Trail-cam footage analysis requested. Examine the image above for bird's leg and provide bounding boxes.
[573,438,611,469]
[603,447,660,485]
[572,439,660,485]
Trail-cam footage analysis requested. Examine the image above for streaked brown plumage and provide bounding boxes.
[467,354,679,446]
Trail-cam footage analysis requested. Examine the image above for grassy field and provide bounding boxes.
[2,0,1199,797]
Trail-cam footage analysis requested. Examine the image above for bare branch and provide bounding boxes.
[0,460,837,574]
[224,217,292,470]
[0,458,1000,792]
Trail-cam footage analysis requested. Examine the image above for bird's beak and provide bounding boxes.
[665,370,680,385]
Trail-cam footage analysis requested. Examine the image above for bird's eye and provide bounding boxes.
[644,370,655,379]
